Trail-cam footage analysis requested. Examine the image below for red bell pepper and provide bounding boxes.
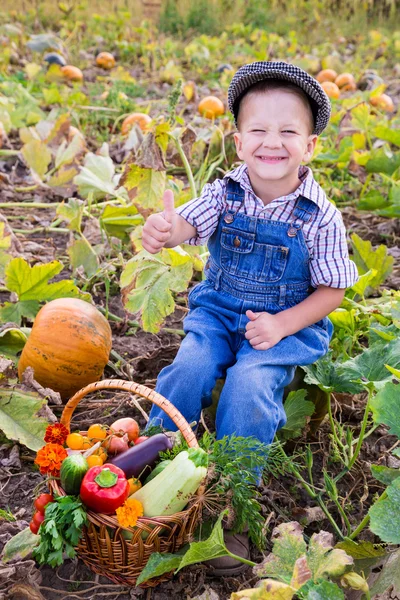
[80,464,129,515]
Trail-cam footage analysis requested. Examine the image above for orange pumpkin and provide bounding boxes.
[121,112,152,135]
[370,93,394,112]
[321,81,341,99]
[335,73,356,91]
[96,52,116,70]
[316,69,338,83]
[61,65,83,82]
[198,96,225,119]
[18,298,112,400]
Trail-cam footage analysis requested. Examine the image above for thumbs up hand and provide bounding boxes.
[142,190,176,254]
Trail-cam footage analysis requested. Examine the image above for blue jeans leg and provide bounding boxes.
[148,313,236,431]
[215,339,296,446]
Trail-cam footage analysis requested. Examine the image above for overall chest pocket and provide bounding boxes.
[220,227,289,282]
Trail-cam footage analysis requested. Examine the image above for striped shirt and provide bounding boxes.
[176,164,359,289]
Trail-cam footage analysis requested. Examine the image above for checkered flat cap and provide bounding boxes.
[228,61,331,135]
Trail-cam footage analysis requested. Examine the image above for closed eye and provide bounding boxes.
[282,130,297,134]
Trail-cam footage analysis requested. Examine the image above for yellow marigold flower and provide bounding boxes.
[116,498,144,528]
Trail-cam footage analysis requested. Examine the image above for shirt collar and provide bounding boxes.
[223,164,327,209]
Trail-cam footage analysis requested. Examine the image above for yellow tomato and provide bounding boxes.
[87,424,108,441]
[128,478,142,495]
[93,446,108,462]
[66,432,84,450]
[86,455,104,468]
[82,437,93,450]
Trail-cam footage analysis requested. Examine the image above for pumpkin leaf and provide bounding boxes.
[279,390,314,440]
[73,145,128,201]
[298,580,345,600]
[21,139,52,180]
[100,204,143,241]
[350,233,393,289]
[0,258,90,325]
[136,549,186,585]
[369,477,400,544]
[231,580,296,599]
[0,388,50,450]
[120,248,193,333]
[370,548,400,596]
[302,352,353,394]
[1,527,40,563]
[67,238,99,277]
[56,198,84,232]
[370,464,400,486]
[370,381,400,436]
[122,164,166,210]
[0,326,28,360]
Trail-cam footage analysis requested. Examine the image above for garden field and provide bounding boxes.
[0,1,400,599]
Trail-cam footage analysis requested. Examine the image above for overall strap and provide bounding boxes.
[223,179,246,224]
[287,195,318,237]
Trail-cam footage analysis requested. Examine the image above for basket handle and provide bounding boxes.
[60,379,199,448]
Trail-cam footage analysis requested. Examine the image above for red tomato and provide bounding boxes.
[34,493,54,514]
[29,520,40,534]
[134,436,149,445]
[33,511,45,527]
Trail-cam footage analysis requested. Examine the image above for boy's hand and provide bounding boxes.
[142,190,176,254]
[245,310,286,350]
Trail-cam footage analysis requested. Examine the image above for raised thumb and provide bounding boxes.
[163,189,175,224]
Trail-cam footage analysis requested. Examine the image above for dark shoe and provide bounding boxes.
[205,532,250,576]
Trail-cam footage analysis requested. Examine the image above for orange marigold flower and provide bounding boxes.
[35,443,68,476]
[44,422,70,445]
[116,498,144,528]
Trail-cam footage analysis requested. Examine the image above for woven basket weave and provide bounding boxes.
[50,379,203,588]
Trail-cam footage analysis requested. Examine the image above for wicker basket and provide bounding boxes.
[50,379,203,588]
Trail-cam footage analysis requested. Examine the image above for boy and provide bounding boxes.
[142,61,358,573]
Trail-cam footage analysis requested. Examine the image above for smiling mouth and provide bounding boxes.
[257,156,287,161]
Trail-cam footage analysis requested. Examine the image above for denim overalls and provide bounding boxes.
[149,179,333,446]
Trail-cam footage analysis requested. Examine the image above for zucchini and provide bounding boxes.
[131,447,208,517]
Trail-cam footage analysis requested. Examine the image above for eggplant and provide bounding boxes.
[108,433,173,479]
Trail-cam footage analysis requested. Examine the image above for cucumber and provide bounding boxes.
[60,454,89,495]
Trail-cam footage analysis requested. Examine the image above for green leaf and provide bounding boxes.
[255,523,307,583]
[357,189,388,211]
[1,527,40,563]
[231,581,296,599]
[56,198,84,232]
[370,548,400,596]
[308,532,353,580]
[371,464,400,486]
[0,326,28,360]
[338,338,400,390]
[177,511,230,572]
[373,125,400,147]
[369,477,400,543]
[302,352,353,394]
[0,388,49,450]
[74,148,127,201]
[351,233,393,289]
[300,580,344,600]
[370,381,400,436]
[350,103,370,131]
[350,269,377,297]
[55,134,85,170]
[21,139,52,180]
[122,165,166,210]
[279,390,314,440]
[328,308,356,334]
[136,550,186,585]
[100,204,143,241]
[67,239,98,277]
[0,300,39,325]
[0,258,90,324]
[121,249,193,333]
[365,148,400,176]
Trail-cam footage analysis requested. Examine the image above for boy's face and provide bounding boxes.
[233,89,318,198]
